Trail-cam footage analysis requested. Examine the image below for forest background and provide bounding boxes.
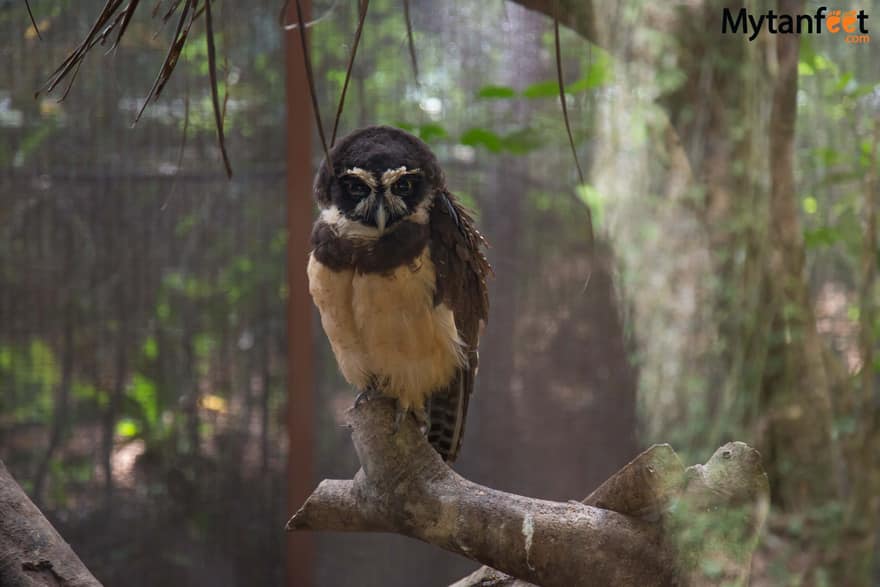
[0,0,878,585]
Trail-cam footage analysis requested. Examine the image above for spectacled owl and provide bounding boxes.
[307,125,491,462]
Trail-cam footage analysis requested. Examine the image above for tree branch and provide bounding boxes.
[509,0,600,47]
[0,460,102,586]
[288,398,769,586]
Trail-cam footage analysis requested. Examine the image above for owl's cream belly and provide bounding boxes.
[307,247,462,409]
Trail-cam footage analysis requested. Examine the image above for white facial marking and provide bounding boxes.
[381,166,419,186]
[320,205,380,240]
[327,166,433,235]
[320,205,343,224]
[343,167,378,190]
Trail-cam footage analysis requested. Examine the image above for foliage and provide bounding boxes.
[1,0,879,585]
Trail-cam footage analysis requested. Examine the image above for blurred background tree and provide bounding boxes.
[0,0,877,585]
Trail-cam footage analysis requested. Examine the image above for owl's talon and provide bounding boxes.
[354,387,377,408]
[412,408,428,433]
[392,406,408,435]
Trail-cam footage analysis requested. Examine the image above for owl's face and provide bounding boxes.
[314,126,444,234]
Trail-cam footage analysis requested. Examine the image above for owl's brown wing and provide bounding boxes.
[426,191,491,462]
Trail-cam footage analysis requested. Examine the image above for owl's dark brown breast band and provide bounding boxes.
[310,219,430,275]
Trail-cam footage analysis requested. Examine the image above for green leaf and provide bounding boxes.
[194,334,215,359]
[29,340,59,388]
[418,123,447,143]
[812,147,841,166]
[116,418,140,439]
[851,82,879,99]
[522,80,560,99]
[130,374,159,427]
[162,271,185,290]
[567,78,587,93]
[834,72,854,93]
[802,196,818,215]
[581,51,613,90]
[73,383,108,408]
[477,85,517,99]
[542,51,614,95]
[184,276,209,298]
[576,184,606,229]
[799,35,816,68]
[142,337,158,361]
[460,128,503,153]
[326,68,347,88]
[813,54,832,71]
[500,128,542,155]
[392,121,416,132]
[803,226,841,249]
[234,256,253,273]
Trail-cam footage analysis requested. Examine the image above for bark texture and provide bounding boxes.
[0,461,102,587]
[510,0,844,521]
[289,399,769,586]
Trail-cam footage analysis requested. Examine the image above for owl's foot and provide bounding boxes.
[390,404,427,435]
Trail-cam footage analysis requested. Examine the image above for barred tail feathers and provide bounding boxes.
[426,366,471,462]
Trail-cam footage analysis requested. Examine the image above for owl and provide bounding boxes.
[307,125,490,462]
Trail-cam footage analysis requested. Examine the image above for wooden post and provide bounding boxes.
[285,1,315,585]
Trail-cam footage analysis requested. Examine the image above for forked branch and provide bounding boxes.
[288,399,769,586]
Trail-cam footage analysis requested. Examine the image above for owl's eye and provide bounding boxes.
[342,178,371,199]
[391,177,416,197]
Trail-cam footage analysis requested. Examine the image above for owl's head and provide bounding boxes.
[314,126,445,235]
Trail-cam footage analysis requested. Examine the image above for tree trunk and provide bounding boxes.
[761,0,837,509]
[509,0,842,513]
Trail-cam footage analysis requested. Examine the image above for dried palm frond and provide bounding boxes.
[203,0,231,176]
[37,0,232,177]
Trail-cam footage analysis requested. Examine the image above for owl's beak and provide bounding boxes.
[374,201,387,233]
